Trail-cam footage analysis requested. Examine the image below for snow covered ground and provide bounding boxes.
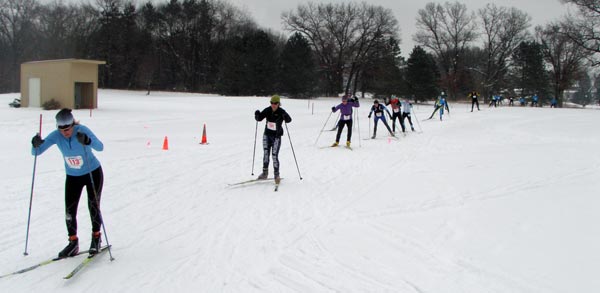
[0,89,598,292]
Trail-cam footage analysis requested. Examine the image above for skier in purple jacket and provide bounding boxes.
[331,94,359,147]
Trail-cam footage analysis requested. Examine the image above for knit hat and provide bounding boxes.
[55,108,74,127]
[341,95,348,101]
[270,95,280,104]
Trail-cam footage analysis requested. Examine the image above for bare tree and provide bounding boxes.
[536,22,592,106]
[282,1,398,96]
[38,1,85,59]
[477,4,531,97]
[413,1,478,99]
[0,0,41,91]
[560,0,600,63]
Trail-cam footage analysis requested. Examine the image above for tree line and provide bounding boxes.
[1,0,600,106]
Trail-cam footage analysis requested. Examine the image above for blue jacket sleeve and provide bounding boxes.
[78,125,103,151]
[31,131,58,155]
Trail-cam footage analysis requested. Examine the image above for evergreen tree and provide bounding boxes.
[279,32,317,98]
[511,41,550,98]
[217,29,278,95]
[572,72,593,107]
[359,37,405,98]
[90,0,146,89]
[244,30,278,95]
[406,46,439,103]
[595,74,600,106]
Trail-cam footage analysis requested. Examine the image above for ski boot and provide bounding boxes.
[58,236,79,258]
[274,175,281,184]
[331,142,339,147]
[89,232,102,255]
[257,169,268,180]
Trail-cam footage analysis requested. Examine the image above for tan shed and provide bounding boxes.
[20,59,106,109]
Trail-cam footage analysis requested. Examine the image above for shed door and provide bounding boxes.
[29,78,41,107]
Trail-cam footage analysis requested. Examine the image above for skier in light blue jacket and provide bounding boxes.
[31,108,105,258]
[428,92,450,120]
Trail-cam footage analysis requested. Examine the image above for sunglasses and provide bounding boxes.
[271,102,279,105]
[58,124,73,131]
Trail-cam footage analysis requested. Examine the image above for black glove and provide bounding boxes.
[76,132,91,145]
[368,114,371,118]
[254,110,260,121]
[354,97,359,102]
[31,134,44,148]
[331,106,336,112]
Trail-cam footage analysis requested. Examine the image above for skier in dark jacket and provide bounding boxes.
[468,90,480,111]
[30,108,105,258]
[331,94,360,147]
[254,95,292,183]
[368,100,394,138]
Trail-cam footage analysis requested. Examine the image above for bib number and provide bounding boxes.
[65,156,84,169]
[393,108,399,113]
[376,112,382,117]
[342,115,351,120]
[267,122,277,131]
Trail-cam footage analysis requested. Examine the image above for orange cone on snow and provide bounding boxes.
[162,136,169,150]
[200,124,208,145]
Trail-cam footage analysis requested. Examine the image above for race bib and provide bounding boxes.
[342,115,351,120]
[376,112,382,117]
[65,156,84,169]
[267,122,277,131]
[393,108,399,113]
[473,95,477,99]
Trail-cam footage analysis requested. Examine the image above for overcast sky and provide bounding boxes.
[225,0,571,55]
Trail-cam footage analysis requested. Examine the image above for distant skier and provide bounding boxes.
[531,94,539,107]
[519,96,526,106]
[30,108,105,258]
[508,96,515,106]
[550,97,558,108]
[331,94,359,147]
[368,100,394,138]
[400,97,415,132]
[254,95,292,184]
[489,95,498,107]
[468,90,480,112]
[387,95,402,133]
[428,92,450,120]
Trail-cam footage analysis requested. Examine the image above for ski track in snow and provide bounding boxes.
[1,90,599,292]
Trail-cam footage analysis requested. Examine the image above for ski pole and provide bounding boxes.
[412,108,423,133]
[83,145,115,261]
[329,113,340,131]
[368,116,371,139]
[251,120,258,175]
[24,114,42,256]
[355,109,361,147]
[314,111,333,146]
[285,123,302,180]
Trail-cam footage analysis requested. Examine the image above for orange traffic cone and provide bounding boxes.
[200,124,208,145]
[162,136,169,150]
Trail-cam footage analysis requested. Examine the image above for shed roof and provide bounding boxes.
[22,59,106,65]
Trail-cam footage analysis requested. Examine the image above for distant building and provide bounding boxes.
[20,59,105,109]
